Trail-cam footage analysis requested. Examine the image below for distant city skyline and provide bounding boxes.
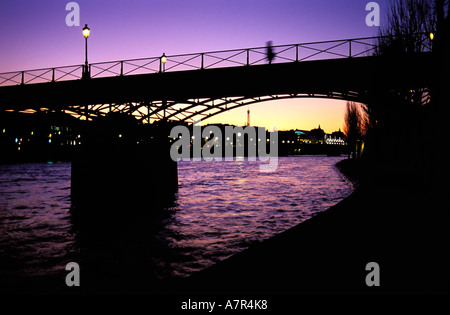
[204,98,350,133]
[1,0,381,132]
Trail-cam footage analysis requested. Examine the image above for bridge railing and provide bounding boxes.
[0,35,431,86]
[0,65,84,86]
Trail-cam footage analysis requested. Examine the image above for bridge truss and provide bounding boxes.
[0,34,433,123]
[59,91,361,124]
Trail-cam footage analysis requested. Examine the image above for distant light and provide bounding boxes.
[31,131,34,135]
[48,139,52,143]
[15,138,18,143]
[237,132,241,137]
[192,136,195,139]
[161,53,167,64]
[226,137,230,141]
[429,32,435,41]
[82,24,90,38]
[119,134,122,138]
[2,129,5,133]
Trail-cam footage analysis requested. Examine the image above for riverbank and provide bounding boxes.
[175,158,448,295]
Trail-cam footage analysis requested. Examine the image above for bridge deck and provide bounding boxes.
[0,42,433,123]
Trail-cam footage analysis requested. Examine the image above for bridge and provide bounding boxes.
[0,34,438,209]
[0,36,433,124]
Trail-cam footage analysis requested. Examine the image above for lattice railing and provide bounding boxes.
[0,34,431,87]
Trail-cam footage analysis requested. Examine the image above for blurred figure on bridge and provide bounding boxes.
[266,41,275,64]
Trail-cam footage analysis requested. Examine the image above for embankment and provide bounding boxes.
[174,158,448,295]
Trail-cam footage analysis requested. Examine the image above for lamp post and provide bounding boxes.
[160,53,167,73]
[429,32,435,41]
[82,24,90,79]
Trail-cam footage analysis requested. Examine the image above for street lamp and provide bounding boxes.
[82,24,90,79]
[429,32,435,41]
[160,53,167,72]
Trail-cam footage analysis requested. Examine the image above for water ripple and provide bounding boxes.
[0,156,352,283]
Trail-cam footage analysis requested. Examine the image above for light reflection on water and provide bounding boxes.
[0,156,352,289]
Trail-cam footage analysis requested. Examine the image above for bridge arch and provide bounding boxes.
[63,91,363,124]
[165,91,362,123]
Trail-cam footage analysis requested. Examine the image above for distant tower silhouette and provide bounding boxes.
[246,108,250,126]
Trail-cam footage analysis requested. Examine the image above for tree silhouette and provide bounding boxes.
[376,0,440,55]
[343,101,365,159]
[375,0,447,108]
[364,0,448,173]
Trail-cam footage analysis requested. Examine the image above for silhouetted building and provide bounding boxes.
[330,128,346,140]
[278,126,348,156]
[246,109,251,127]
[326,129,346,145]
[0,112,81,163]
[308,125,325,144]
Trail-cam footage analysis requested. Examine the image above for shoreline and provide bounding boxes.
[1,157,447,295]
[175,158,448,295]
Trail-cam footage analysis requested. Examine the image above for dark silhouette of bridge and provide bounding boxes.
[0,36,433,124]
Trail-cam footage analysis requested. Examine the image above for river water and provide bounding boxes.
[0,156,352,292]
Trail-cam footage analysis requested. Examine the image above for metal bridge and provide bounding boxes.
[0,36,433,123]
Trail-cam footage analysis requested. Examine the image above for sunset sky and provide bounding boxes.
[0,0,385,133]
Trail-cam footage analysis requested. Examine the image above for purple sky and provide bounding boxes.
[0,0,385,131]
[1,0,385,70]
